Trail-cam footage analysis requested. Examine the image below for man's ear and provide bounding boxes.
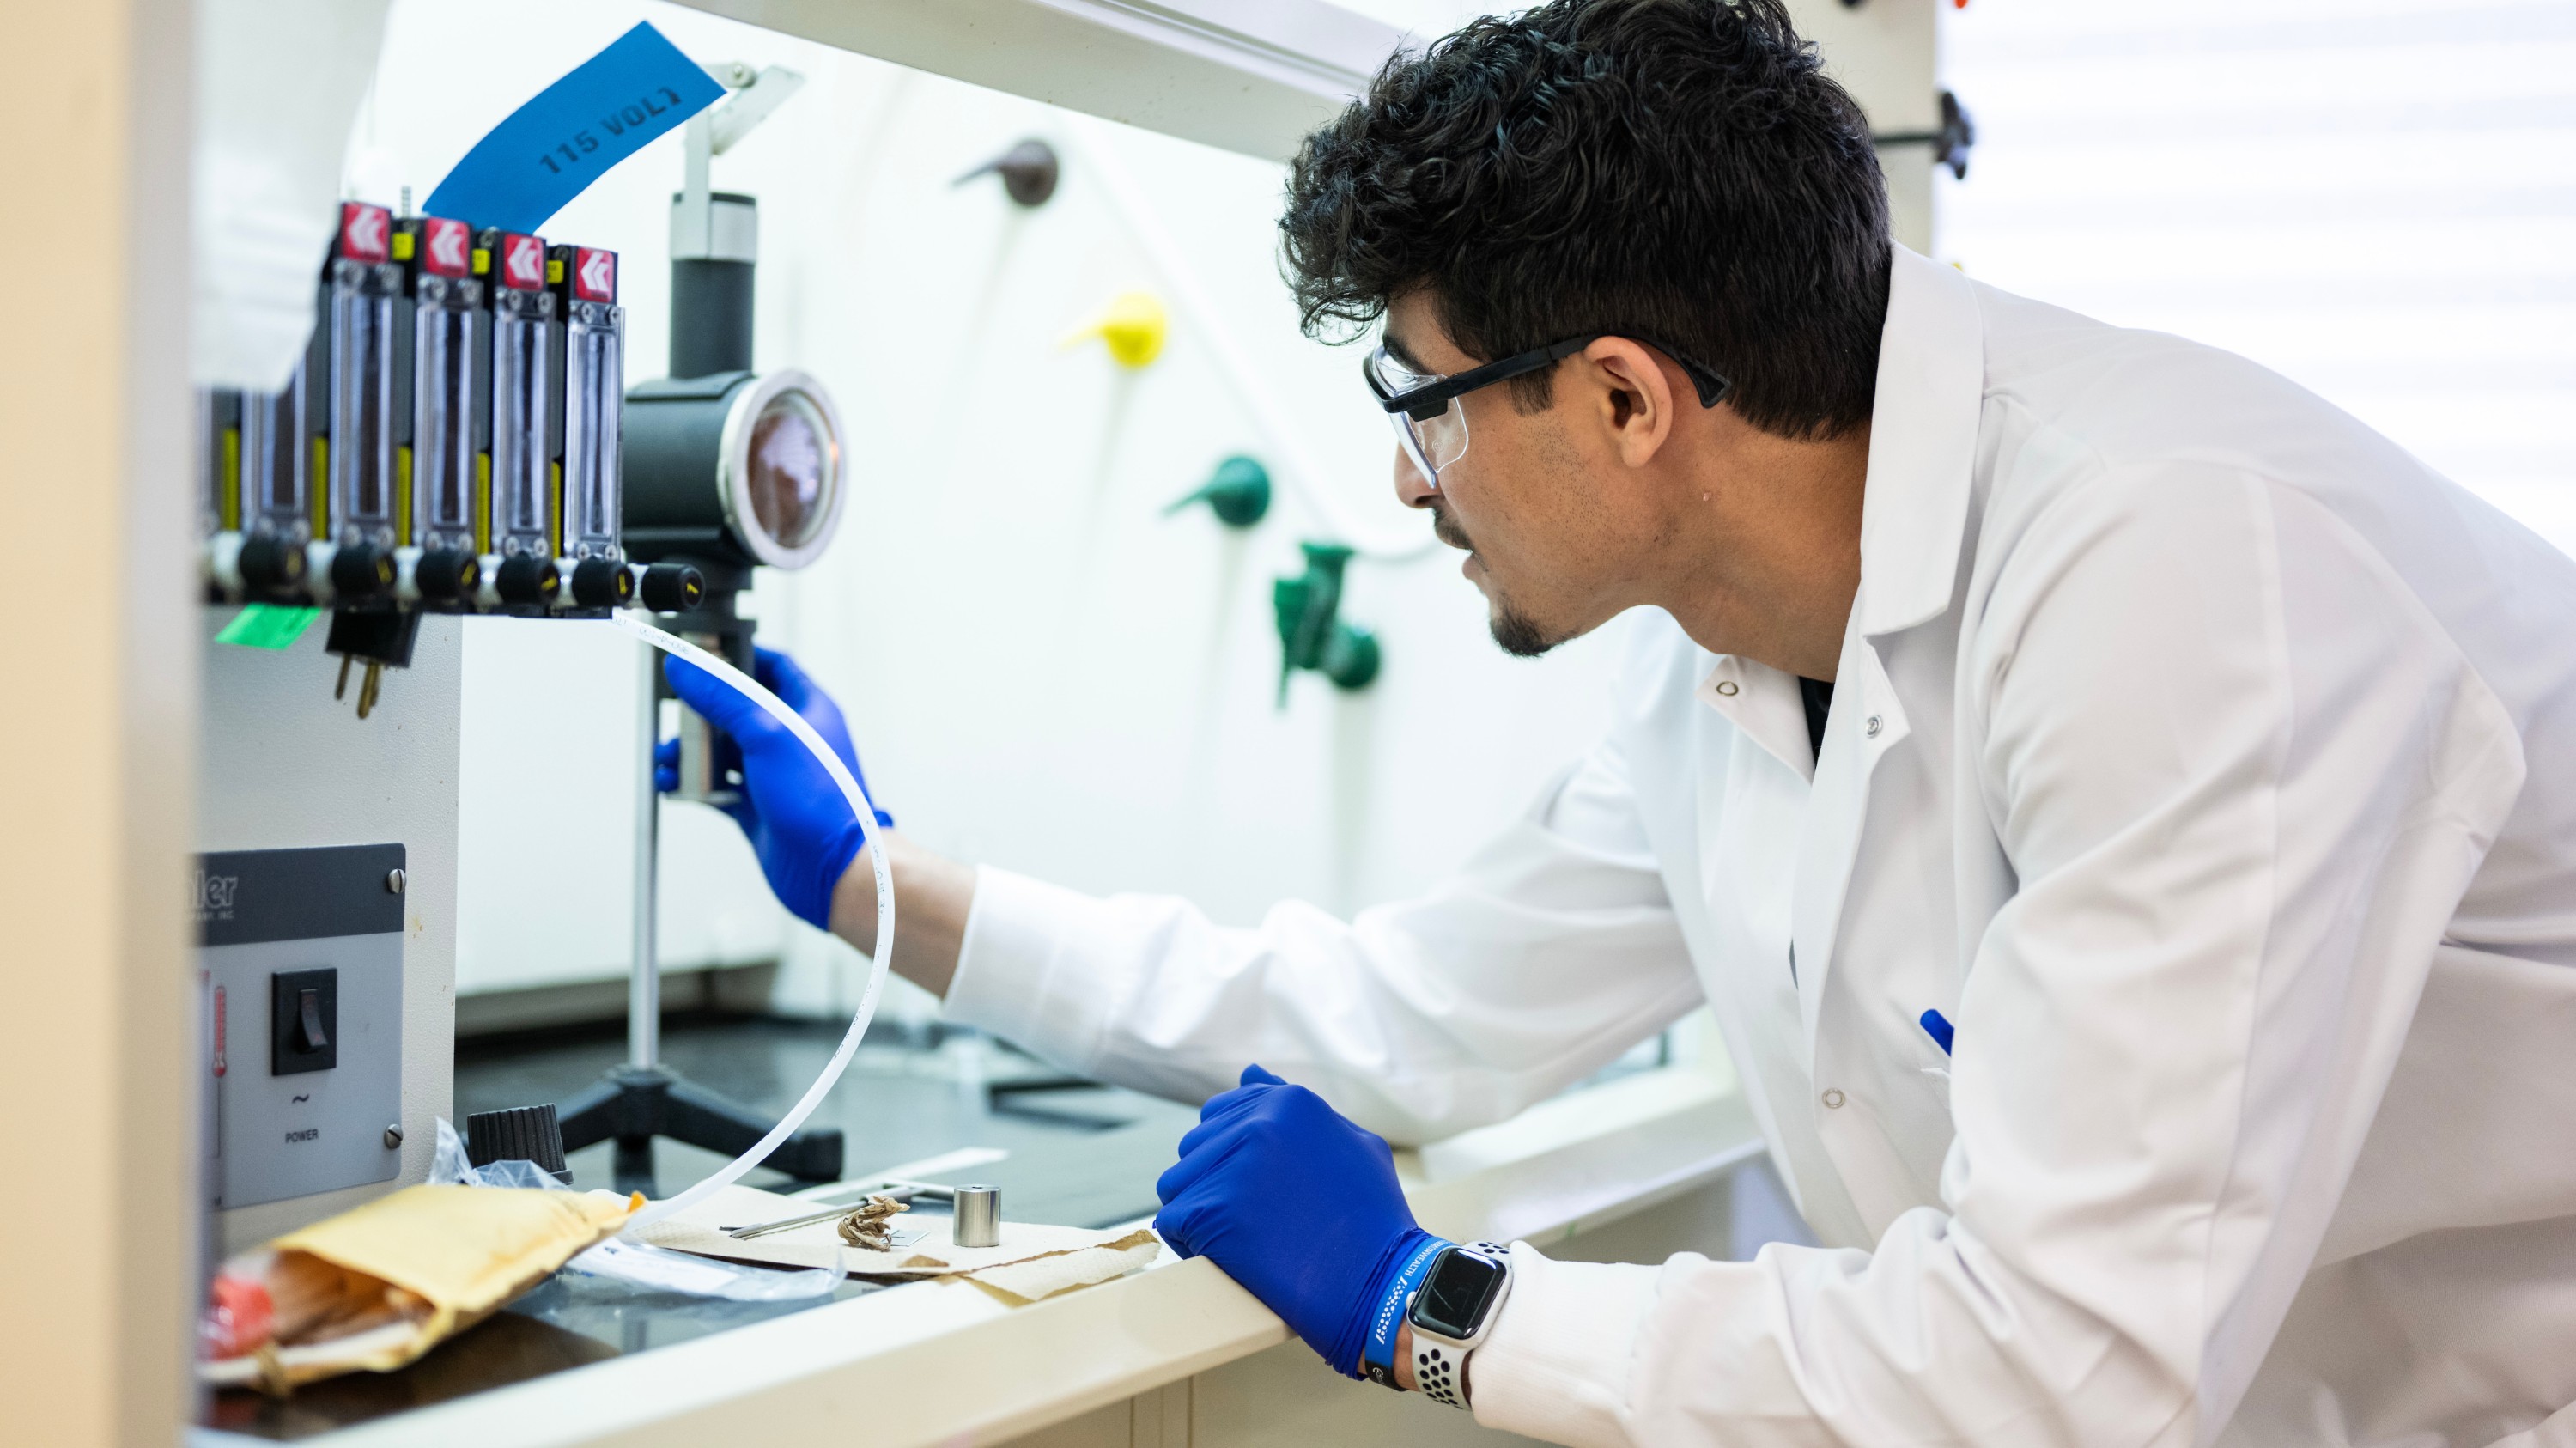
[1574,337,1678,468]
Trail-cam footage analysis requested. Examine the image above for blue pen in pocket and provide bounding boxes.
[1919,1008,1955,1056]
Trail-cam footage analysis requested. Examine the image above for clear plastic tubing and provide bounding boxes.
[611,612,896,1230]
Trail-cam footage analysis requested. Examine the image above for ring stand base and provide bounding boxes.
[558,1064,845,1196]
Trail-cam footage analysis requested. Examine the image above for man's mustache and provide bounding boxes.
[1430,503,1473,554]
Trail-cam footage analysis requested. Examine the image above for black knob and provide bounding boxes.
[416,547,478,605]
[569,557,632,608]
[330,543,393,599]
[463,1104,573,1185]
[957,138,1060,207]
[637,563,706,613]
[495,553,561,606]
[237,534,307,598]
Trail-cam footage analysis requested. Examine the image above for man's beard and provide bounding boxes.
[1489,603,1558,658]
[1432,503,1560,658]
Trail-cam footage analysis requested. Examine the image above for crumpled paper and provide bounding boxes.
[962,1233,1163,1307]
[836,1194,910,1250]
[631,1184,1157,1304]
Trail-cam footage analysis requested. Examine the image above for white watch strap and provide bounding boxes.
[1414,1341,1469,1409]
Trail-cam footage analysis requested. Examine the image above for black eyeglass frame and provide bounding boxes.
[1364,333,1731,421]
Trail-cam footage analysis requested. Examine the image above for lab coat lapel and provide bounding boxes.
[1794,643,1908,1043]
[1792,246,1986,1048]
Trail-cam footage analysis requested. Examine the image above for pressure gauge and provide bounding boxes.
[622,367,847,573]
[723,369,845,569]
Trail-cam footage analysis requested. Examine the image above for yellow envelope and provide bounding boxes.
[204,1184,632,1392]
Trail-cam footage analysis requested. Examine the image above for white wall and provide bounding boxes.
[1935,0,2576,549]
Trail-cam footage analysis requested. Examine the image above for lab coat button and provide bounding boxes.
[1716,680,1740,697]
[1821,1088,1846,1109]
[1864,715,1883,739]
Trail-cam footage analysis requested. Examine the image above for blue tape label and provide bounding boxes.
[424,22,723,234]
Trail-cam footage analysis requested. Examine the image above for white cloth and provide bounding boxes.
[944,246,2576,1447]
[193,0,394,390]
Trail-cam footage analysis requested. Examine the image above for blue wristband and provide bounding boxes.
[1360,1235,1449,1388]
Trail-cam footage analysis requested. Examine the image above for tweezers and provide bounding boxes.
[720,1179,956,1238]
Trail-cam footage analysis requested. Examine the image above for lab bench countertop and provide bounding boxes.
[191,1064,1761,1448]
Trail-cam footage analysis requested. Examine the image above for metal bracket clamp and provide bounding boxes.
[672,64,805,259]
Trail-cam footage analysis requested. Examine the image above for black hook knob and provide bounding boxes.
[956,139,1060,208]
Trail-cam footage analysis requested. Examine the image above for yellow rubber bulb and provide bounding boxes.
[1063,289,1169,369]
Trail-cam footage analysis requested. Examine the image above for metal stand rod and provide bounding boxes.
[630,636,662,1070]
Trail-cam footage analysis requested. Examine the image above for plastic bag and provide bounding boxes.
[428,1116,566,1190]
[562,1236,846,1302]
[429,1118,841,1301]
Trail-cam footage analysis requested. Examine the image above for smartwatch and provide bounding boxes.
[1404,1241,1510,1410]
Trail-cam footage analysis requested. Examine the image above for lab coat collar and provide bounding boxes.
[1695,657,1815,782]
[1688,246,1981,758]
[1855,246,1985,639]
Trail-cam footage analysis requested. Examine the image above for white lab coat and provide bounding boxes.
[944,247,2576,1447]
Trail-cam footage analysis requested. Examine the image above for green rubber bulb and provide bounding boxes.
[1165,455,1271,528]
[1321,624,1381,691]
[1274,541,1374,704]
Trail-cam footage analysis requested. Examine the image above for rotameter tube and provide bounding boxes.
[323,201,402,602]
[234,346,313,599]
[482,227,558,609]
[550,243,629,609]
[198,387,246,599]
[402,214,483,606]
[197,388,241,539]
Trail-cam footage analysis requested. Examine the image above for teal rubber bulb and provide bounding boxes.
[1166,455,1272,528]
[1274,542,1376,703]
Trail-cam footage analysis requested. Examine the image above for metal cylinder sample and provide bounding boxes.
[951,1184,1000,1248]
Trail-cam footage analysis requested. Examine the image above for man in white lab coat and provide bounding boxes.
[664,0,2576,1442]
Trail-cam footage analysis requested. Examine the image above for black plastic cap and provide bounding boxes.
[238,534,308,598]
[637,563,707,614]
[495,553,561,605]
[464,1104,574,1185]
[416,547,478,604]
[570,556,633,608]
[330,544,393,599]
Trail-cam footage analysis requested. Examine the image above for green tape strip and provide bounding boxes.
[215,604,321,650]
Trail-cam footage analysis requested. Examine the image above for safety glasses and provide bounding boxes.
[1363,334,1730,486]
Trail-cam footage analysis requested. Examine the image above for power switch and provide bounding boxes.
[270,968,338,1075]
[298,990,330,1051]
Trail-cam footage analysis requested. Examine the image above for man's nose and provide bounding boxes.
[1393,445,1437,510]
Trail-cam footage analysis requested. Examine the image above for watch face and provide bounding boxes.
[1413,1248,1506,1339]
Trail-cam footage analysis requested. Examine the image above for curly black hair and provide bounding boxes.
[1281,0,1889,439]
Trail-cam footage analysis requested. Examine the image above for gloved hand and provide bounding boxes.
[659,646,893,930]
[1154,1065,1443,1380]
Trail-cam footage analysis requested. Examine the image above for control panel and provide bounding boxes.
[198,843,407,1209]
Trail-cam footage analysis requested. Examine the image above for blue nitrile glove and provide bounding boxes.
[1154,1065,1444,1382]
[658,646,893,930]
